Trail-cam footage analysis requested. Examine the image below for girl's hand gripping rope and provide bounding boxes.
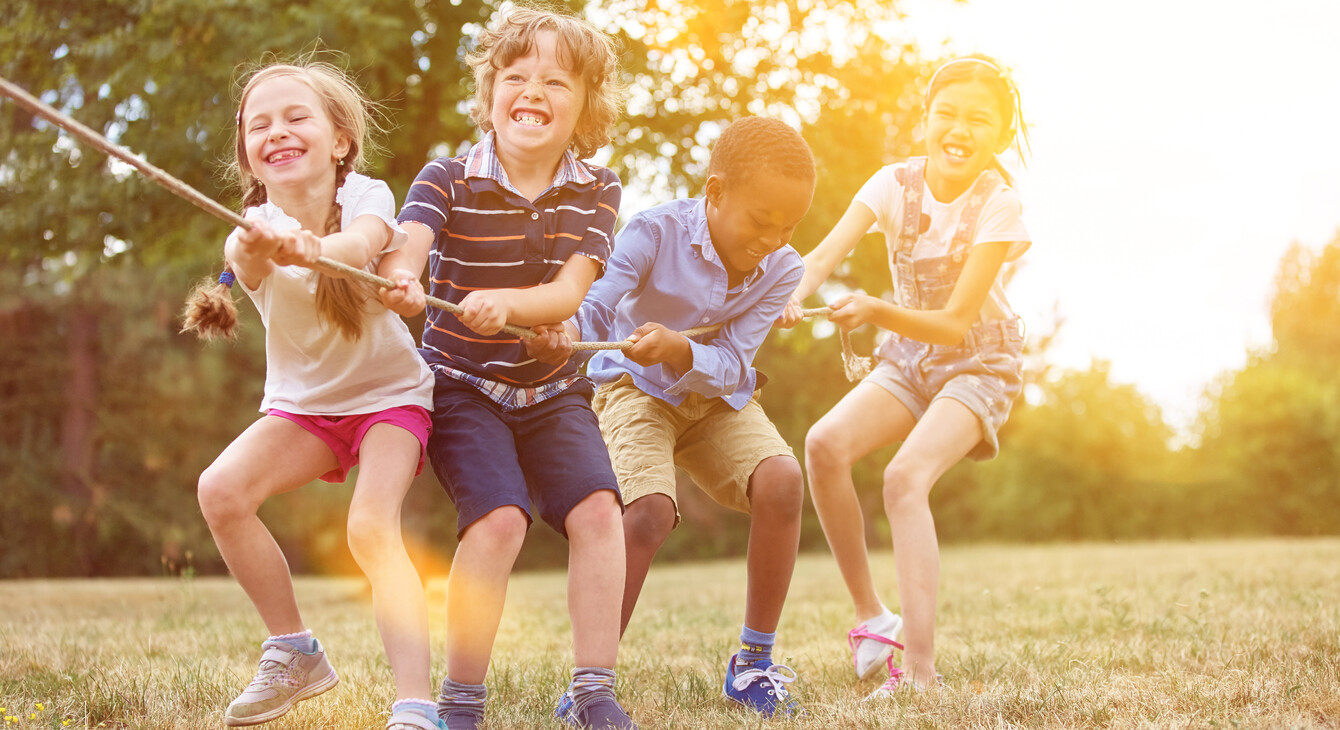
[378,269,427,318]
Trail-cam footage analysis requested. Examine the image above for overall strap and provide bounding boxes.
[895,157,928,256]
[949,168,1007,260]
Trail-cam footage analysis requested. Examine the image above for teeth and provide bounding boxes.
[513,112,545,126]
[268,149,302,163]
[944,144,971,159]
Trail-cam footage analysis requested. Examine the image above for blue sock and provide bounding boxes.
[270,630,316,653]
[737,625,775,667]
[437,677,486,728]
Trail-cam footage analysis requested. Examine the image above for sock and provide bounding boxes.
[569,667,616,716]
[270,629,316,653]
[437,677,486,727]
[737,625,776,667]
[392,698,437,719]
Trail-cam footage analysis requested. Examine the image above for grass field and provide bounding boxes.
[2,538,1338,729]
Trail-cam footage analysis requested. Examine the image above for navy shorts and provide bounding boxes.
[426,373,622,539]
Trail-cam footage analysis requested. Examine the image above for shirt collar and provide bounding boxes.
[692,197,772,288]
[463,132,596,195]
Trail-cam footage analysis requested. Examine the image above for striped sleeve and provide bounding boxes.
[397,158,455,232]
[574,167,621,266]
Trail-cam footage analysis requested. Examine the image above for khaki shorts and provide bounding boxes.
[591,375,795,523]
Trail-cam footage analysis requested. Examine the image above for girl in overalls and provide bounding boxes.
[780,55,1030,697]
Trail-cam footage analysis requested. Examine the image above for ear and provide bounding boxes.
[995,128,1014,155]
[333,131,352,163]
[704,174,726,207]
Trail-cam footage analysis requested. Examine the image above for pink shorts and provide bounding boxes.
[267,405,432,483]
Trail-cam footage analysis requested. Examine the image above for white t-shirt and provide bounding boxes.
[233,172,434,415]
[854,162,1031,323]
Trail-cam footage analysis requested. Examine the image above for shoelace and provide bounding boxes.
[875,665,908,693]
[247,656,300,691]
[731,662,798,700]
[847,624,906,672]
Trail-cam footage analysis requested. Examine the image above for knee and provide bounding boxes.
[623,496,675,551]
[463,507,529,554]
[346,507,399,564]
[748,457,804,516]
[565,489,624,539]
[804,422,852,475]
[881,460,930,510]
[197,468,253,528]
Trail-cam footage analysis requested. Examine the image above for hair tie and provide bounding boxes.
[218,270,236,288]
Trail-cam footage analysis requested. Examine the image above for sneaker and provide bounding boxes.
[848,612,904,679]
[555,689,637,730]
[436,710,482,730]
[863,663,941,701]
[386,707,450,730]
[224,638,339,726]
[722,653,807,718]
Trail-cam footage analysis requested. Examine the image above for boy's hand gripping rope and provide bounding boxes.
[1,75,864,372]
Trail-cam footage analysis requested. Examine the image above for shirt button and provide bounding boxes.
[530,212,539,220]
[701,316,709,323]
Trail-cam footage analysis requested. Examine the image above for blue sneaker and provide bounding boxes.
[555,688,636,729]
[554,689,575,723]
[723,653,806,718]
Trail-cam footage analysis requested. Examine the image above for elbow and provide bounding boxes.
[931,310,977,347]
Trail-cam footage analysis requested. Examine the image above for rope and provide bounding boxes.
[1,75,860,367]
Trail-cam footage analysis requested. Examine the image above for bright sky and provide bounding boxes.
[894,0,1340,431]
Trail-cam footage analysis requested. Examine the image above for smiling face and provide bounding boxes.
[923,78,1010,201]
[240,75,350,198]
[705,172,815,280]
[488,30,586,173]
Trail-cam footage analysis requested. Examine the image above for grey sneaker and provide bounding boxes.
[224,638,339,726]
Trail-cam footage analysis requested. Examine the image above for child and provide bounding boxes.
[181,61,447,730]
[779,55,1030,698]
[377,8,634,730]
[529,116,816,717]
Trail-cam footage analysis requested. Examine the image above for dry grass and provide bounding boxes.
[2,538,1338,728]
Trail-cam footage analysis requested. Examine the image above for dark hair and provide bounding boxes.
[467,5,625,159]
[707,116,816,189]
[924,54,1029,184]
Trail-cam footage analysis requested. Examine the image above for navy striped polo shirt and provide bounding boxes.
[398,133,621,391]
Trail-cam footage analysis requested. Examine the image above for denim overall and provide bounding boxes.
[870,157,1025,460]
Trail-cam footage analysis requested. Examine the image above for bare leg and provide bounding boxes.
[197,416,338,635]
[566,489,626,669]
[347,423,432,700]
[619,494,675,635]
[804,384,916,621]
[882,398,981,687]
[742,456,804,633]
[445,506,528,684]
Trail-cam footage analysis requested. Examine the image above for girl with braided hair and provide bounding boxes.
[182,60,446,730]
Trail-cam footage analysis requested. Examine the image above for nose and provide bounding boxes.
[522,79,545,99]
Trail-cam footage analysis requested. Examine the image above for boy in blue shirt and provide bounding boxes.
[529,117,816,718]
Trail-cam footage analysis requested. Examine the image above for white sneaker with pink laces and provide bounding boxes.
[847,610,904,679]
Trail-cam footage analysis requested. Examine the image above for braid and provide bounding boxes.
[313,163,369,341]
[181,261,241,341]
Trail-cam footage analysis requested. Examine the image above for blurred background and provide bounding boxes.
[2,0,1337,578]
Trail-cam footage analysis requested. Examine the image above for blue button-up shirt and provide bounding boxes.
[575,198,803,411]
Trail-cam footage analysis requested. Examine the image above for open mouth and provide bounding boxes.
[942,143,973,161]
[266,149,304,164]
[512,109,550,127]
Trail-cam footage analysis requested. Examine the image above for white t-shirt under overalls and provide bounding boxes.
[233,172,435,416]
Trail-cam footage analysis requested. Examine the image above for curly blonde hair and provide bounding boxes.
[466,5,625,160]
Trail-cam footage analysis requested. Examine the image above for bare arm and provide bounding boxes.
[376,221,435,317]
[828,241,1013,346]
[778,201,875,327]
[457,253,603,336]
